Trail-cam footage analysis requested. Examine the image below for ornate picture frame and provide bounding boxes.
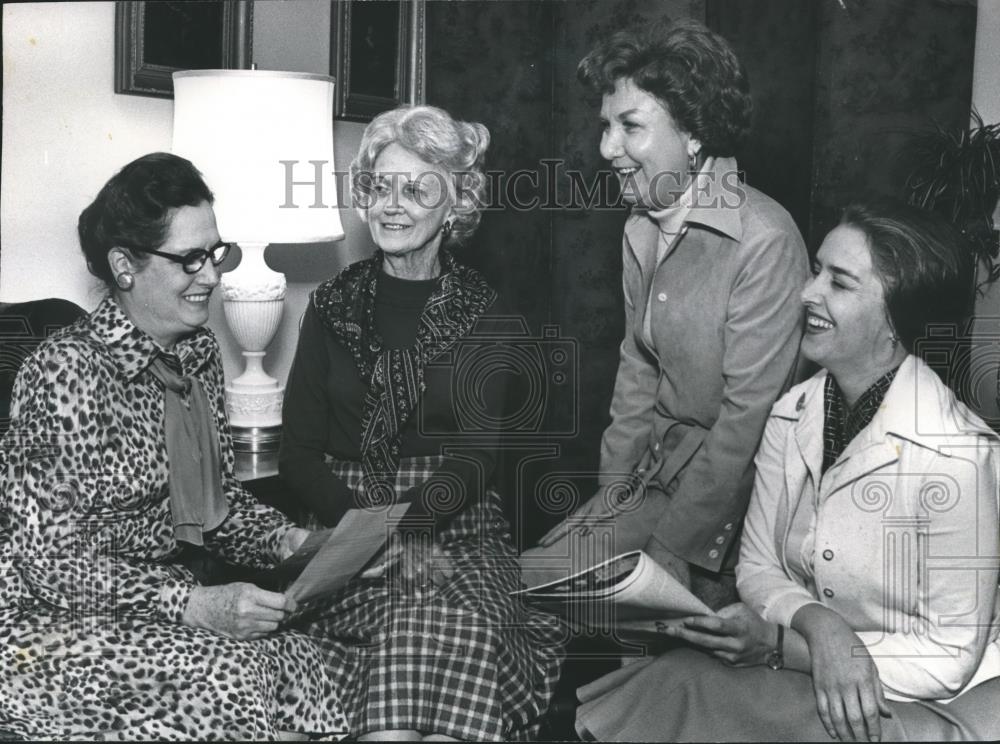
[331,0,426,122]
[114,0,254,99]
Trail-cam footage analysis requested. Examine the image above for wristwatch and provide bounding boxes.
[765,624,785,671]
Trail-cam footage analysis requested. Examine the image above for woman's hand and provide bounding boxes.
[363,532,455,589]
[277,527,311,562]
[538,486,618,547]
[663,602,777,666]
[793,605,892,742]
[400,538,455,589]
[183,583,297,641]
[523,485,640,587]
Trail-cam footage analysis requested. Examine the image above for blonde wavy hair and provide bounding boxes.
[351,105,490,245]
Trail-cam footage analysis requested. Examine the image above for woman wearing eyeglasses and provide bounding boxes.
[0,153,348,740]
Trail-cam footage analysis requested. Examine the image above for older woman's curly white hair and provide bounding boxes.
[351,105,490,245]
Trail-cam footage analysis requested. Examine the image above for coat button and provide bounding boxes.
[724,522,733,531]
[823,588,834,598]
[657,292,667,302]
[822,549,834,561]
[715,536,725,545]
[708,549,719,559]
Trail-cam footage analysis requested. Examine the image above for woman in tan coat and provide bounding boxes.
[525,20,809,607]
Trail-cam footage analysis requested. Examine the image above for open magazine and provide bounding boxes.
[259,502,412,603]
[512,550,715,637]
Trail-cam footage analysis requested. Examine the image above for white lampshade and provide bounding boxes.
[171,69,344,446]
[172,69,344,244]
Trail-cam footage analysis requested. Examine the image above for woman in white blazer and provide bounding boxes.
[575,200,1000,742]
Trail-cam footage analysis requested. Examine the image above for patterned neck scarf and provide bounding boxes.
[312,250,497,506]
[821,366,900,473]
[146,355,227,545]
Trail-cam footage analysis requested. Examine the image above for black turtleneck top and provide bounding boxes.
[279,270,510,529]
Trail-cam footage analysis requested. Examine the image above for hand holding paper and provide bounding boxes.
[262,503,413,604]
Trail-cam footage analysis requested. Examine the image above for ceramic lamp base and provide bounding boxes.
[220,241,286,431]
[226,373,284,429]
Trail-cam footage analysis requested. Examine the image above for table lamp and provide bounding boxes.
[172,69,344,453]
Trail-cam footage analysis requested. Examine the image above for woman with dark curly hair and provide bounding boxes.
[527,20,810,608]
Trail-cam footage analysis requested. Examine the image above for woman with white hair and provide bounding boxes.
[280,105,564,741]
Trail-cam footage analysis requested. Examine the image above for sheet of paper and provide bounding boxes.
[611,553,714,617]
[282,528,336,567]
[285,503,412,603]
[514,551,643,596]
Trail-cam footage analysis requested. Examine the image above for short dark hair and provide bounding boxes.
[577,20,752,157]
[841,199,974,353]
[78,152,213,288]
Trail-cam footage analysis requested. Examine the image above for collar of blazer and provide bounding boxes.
[773,354,999,488]
[624,155,744,249]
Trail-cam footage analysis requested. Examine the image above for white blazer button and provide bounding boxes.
[657,292,667,302]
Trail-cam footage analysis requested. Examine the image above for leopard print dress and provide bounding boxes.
[0,298,348,740]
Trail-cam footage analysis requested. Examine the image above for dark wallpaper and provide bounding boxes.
[808,0,976,248]
[422,0,977,542]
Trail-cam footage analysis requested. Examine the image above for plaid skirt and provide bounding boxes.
[302,456,566,740]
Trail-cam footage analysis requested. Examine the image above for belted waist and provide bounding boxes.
[637,421,708,491]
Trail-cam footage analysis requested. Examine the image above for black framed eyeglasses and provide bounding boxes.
[130,241,232,274]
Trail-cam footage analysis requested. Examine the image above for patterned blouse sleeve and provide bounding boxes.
[200,339,294,569]
[3,344,193,624]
